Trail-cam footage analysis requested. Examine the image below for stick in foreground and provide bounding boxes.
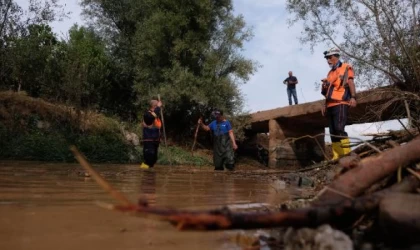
[70,145,134,207]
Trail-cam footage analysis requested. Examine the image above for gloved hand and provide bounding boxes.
[321,79,329,96]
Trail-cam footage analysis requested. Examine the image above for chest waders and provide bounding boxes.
[141,110,161,169]
[213,123,235,171]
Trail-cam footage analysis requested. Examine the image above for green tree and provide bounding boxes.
[80,0,143,120]
[81,0,257,139]
[1,0,25,89]
[10,24,58,96]
[62,25,111,110]
[0,0,67,91]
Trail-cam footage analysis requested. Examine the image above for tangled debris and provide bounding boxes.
[70,129,420,249]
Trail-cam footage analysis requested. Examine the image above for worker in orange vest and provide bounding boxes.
[140,98,163,169]
[321,47,357,160]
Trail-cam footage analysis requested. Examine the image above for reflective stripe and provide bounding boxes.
[325,62,354,107]
[143,110,162,129]
[143,139,160,142]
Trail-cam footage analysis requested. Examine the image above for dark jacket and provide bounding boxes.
[143,107,161,141]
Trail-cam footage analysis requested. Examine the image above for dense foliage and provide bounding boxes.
[0,0,256,142]
[0,91,213,165]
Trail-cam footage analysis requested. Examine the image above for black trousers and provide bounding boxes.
[143,141,159,167]
[326,104,349,143]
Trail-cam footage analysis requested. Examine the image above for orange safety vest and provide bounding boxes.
[323,62,354,107]
[142,110,162,130]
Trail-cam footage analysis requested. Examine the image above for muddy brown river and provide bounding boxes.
[0,161,302,250]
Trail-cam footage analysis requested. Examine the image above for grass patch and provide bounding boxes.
[157,145,212,166]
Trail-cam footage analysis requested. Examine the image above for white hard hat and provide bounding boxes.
[323,47,341,57]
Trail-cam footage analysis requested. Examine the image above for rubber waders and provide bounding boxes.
[331,142,342,160]
[341,138,351,155]
[140,162,150,169]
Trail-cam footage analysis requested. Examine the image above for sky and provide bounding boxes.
[15,0,406,139]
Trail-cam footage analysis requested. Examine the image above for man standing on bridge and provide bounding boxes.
[321,47,357,160]
[283,71,299,105]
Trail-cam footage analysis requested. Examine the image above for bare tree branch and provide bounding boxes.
[0,0,13,36]
[313,10,402,82]
[349,2,390,62]
[379,0,420,84]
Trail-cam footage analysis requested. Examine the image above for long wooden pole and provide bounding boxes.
[191,119,200,154]
[157,94,167,147]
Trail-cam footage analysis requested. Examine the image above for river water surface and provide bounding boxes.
[0,161,300,250]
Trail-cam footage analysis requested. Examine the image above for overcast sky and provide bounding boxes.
[16,0,406,139]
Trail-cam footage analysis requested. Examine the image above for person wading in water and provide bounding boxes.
[140,98,163,169]
[198,109,238,171]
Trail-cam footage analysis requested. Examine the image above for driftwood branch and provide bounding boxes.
[70,145,135,207]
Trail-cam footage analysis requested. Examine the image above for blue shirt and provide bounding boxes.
[208,120,232,136]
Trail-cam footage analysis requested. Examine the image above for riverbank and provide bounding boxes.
[0,91,211,166]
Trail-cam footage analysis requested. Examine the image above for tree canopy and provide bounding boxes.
[81,0,257,138]
[0,0,257,140]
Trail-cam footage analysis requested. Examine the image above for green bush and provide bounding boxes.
[0,123,131,163]
[0,122,211,165]
[0,124,13,158]
[156,145,211,166]
[74,133,132,163]
[0,126,72,161]
[0,107,210,165]
[16,131,71,161]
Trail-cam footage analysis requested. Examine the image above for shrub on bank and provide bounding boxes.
[0,118,212,165]
[0,123,132,163]
[0,91,211,165]
[157,146,211,166]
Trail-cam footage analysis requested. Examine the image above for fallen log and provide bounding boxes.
[312,136,420,206]
[70,144,420,230]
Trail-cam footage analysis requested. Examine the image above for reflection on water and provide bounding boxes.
[139,170,157,206]
[0,161,298,250]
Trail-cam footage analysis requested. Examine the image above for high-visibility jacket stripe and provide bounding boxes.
[324,62,354,107]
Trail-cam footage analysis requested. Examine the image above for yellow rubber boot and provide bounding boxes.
[340,138,351,156]
[140,162,150,169]
[331,142,342,160]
